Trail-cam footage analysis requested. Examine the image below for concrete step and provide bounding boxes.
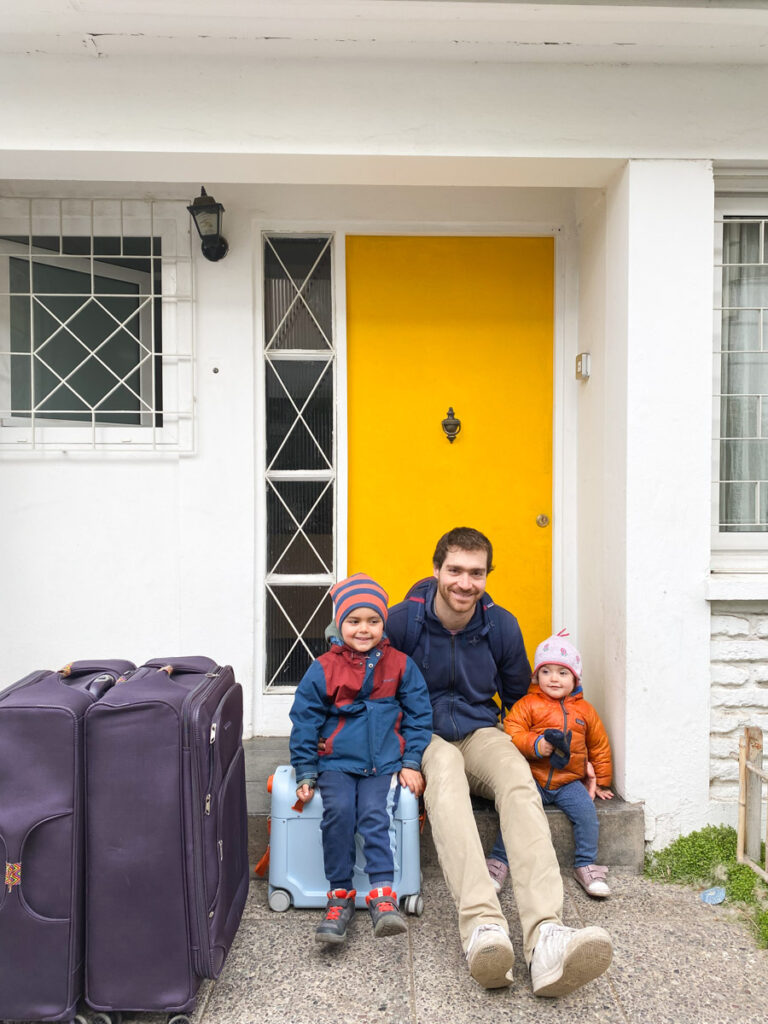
[245,736,645,874]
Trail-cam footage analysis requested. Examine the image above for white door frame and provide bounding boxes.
[251,218,578,737]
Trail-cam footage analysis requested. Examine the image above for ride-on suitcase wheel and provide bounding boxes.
[268,888,292,912]
[402,893,424,916]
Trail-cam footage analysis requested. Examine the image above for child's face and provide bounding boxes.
[340,608,385,652]
[537,664,576,700]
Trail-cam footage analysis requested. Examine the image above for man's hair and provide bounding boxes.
[432,527,494,573]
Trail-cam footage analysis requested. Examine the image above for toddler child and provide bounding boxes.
[489,631,613,898]
[289,573,433,943]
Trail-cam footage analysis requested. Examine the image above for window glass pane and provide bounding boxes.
[264,237,332,350]
[722,265,768,307]
[723,221,761,265]
[721,308,760,352]
[265,359,333,469]
[9,258,144,424]
[721,352,768,396]
[267,480,333,574]
[722,396,758,439]
[266,587,333,688]
[720,481,758,529]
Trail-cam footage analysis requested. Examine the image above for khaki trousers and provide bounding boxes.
[422,728,563,963]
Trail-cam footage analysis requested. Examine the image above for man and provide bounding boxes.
[386,527,613,996]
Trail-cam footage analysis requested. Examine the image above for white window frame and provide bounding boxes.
[0,197,194,454]
[712,195,768,571]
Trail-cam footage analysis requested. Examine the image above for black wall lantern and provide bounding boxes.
[187,187,229,262]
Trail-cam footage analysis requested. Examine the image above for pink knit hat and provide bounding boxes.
[330,573,389,629]
[533,629,582,681]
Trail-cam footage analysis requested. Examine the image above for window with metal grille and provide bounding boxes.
[714,214,768,533]
[0,197,193,452]
[263,234,335,691]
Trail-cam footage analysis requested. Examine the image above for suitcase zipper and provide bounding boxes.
[205,722,217,814]
[184,666,228,977]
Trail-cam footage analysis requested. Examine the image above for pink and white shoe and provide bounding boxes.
[573,864,610,898]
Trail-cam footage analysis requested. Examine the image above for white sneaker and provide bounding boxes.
[465,924,515,988]
[530,922,613,997]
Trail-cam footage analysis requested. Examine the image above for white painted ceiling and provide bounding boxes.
[2,0,768,64]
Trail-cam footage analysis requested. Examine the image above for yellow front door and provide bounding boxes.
[345,235,553,656]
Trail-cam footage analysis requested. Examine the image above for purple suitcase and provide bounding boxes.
[84,657,249,1016]
[0,660,135,1023]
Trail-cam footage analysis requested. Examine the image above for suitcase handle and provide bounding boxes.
[143,657,218,675]
[60,660,135,678]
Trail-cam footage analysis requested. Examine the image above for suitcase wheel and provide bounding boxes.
[92,1012,122,1024]
[268,887,292,912]
[72,1015,90,1024]
[168,1016,191,1024]
[402,893,424,917]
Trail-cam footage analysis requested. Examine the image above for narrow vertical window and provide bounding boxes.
[716,217,768,532]
[263,235,335,689]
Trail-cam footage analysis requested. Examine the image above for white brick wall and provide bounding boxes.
[711,604,768,800]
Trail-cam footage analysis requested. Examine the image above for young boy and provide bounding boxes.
[499,631,614,898]
[289,573,433,943]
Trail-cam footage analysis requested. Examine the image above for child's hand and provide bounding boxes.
[595,786,614,800]
[537,736,554,757]
[583,760,597,799]
[296,783,315,803]
[399,767,425,797]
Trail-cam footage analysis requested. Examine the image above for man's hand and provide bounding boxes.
[595,785,614,801]
[399,767,425,797]
[296,782,315,803]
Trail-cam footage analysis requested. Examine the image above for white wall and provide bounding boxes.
[0,180,584,739]
[585,161,714,847]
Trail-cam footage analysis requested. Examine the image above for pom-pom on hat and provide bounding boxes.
[330,573,389,629]
[533,629,582,681]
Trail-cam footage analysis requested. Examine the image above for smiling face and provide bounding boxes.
[433,546,488,628]
[340,607,385,652]
[536,663,577,700]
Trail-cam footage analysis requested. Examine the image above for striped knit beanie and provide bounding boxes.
[533,629,582,681]
[330,573,389,629]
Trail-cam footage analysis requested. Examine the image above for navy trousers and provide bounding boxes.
[490,778,600,868]
[316,770,398,890]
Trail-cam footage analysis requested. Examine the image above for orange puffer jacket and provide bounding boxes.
[503,683,612,791]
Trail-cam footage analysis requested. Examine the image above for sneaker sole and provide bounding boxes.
[315,929,349,945]
[468,942,515,989]
[373,916,407,938]
[532,928,613,997]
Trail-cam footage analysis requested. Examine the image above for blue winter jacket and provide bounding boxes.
[386,578,531,742]
[289,637,433,784]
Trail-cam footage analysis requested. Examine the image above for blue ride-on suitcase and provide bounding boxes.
[266,764,423,916]
[84,657,249,1020]
[0,660,135,1024]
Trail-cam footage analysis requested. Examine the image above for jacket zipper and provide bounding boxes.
[544,698,569,790]
[449,635,459,738]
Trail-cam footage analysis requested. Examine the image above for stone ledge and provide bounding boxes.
[245,737,645,875]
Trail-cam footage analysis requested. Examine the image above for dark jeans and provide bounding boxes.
[489,778,599,868]
[317,770,398,890]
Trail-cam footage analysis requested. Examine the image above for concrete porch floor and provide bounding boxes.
[95,867,768,1024]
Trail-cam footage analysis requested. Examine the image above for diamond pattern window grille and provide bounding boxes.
[0,197,194,452]
[264,234,336,691]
